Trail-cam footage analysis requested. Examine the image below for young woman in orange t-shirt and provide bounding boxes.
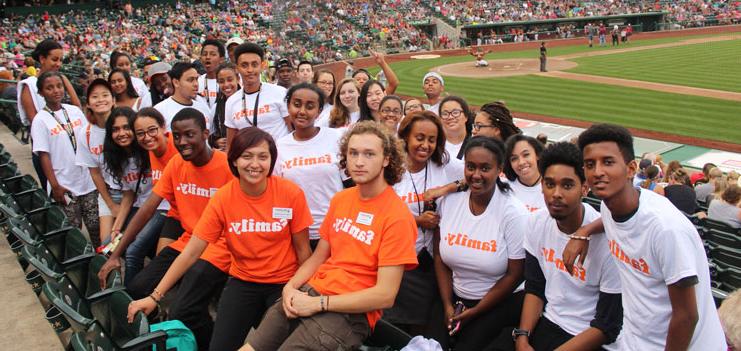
[128,127,313,350]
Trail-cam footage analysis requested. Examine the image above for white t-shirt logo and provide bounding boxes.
[228,218,288,235]
[333,217,375,245]
[174,183,219,198]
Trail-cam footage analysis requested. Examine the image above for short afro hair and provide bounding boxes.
[538,142,585,183]
[577,123,634,163]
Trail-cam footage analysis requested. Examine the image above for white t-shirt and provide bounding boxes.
[31,104,96,196]
[425,100,441,115]
[275,128,344,240]
[74,123,123,190]
[601,190,726,350]
[17,76,45,126]
[139,91,153,109]
[315,103,333,128]
[438,186,528,300]
[393,161,458,255]
[445,140,463,161]
[224,83,289,140]
[131,76,149,98]
[525,205,621,348]
[508,179,546,213]
[118,159,156,209]
[197,74,219,110]
[154,96,213,131]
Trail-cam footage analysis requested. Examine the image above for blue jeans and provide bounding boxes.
[124,209,166,286]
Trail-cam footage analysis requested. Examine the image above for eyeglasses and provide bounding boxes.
[316,80,334,86]
[473,123,496,131]
[380,108,402,115]
[135,126,159,139]
[440,109,464,120]
[405,104,423,112]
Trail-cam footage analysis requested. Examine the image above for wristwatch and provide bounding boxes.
[512,328,530,341]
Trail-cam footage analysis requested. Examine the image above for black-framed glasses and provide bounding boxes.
[473,123,496,131]
[135,126,160,139]
[380,108,402,115]
[440,109,464,120]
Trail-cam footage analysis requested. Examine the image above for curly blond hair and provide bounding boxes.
[338,121,407,185]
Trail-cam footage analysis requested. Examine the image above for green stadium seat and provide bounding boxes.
[715,265,741,292]
[0,161,20,180]
[87,290,168,350]
[703,218,740,235]
[8,206,74,246]
[710,247,741,271]
[42,276,95,332]
[0,174,39,195]
[704,228,741,251]
[362,319,412,350]
[20,231,95,288]
[0,188,52,219]
[0,151,12,166]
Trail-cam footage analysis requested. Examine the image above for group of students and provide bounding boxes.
[17,36,729,351]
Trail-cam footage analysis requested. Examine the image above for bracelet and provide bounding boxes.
[152,288,164,301]
[326,295,330,312]
[568,234,591,241]
[148,294,159,303]
[320,295,326,312]
[454,180,467,192]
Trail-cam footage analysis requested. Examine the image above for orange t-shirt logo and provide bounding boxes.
[541,247,586,281]
[234,105,271,121]
[400,192,424,204]
[281,154,333,170]
[332,218,375,245]
[228,218,288,235]
[445,232,497,252]
[609,240,651,275]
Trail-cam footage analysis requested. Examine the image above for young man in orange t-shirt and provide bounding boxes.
[241,121,419,350]
[121,108,233,350]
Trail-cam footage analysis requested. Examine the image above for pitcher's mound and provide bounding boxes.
[434,58,578,78]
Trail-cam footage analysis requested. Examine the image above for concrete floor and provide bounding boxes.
[0,124,63,350]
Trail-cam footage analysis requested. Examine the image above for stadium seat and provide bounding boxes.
[0,188,52,218]
[703,218,740,236]
[710,247,741,271]
[715,265,741,292]
[362,319,413,350]
[42,276,95,332]
[79,255,125,300]
[0,161,20,180]
[0,174,39,195]
[21,233,95,287]
[0,151,12,166]
[8,206,74,246]
[87,290,168,350]
[704,228,741,251]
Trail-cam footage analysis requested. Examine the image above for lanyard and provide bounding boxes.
[241,85,261,127]
[409,162,429,216]
[44,106,77,152]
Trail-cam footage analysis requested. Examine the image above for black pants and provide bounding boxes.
[209,277,284,351]
[485,316,574,351]
[447,291,525,351]
[127,247,228,351]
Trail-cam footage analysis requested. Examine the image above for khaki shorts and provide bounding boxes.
[246,285,371,351]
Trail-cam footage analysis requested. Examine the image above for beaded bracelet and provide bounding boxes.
[568,234,591,241]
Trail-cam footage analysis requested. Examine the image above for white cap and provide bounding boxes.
[423,72,444,86]
[225,37,244,47]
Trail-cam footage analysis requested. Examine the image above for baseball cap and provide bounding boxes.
[276,58,292,70]
[423,72,444,86]
[225,37,244,48]
[639,158,653,170]
[148,61,172,79]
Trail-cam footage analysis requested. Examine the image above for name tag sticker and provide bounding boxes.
[272,207,293,220]
[356,212,374,226]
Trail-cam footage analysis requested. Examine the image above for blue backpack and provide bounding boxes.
[150,320,197,351]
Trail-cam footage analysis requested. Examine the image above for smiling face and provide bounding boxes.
[440,100,466,135]
[234,140,271,187]
[87,84,114,116]
[133,116,166,151]
[472,111,500,139]
[510,140,540,184]
[379,98,402,130]
[465,146,500,197]
[216,68,239,97]
[404,99,424,117]
[543,164,586,221]
[171,118,209,161]
[366,83,385,112]
[174,68,199,100]
[338,81,359,109]
[40,49,63,72]
[346,133,388,185]
[114,55,132,73]
[200,44,223,74]
[40,75,65,106]
[236,52,262,88]
[583,141,636,200]
[109,71,128,96]
[288,88,321,131]
[315,72,335,99]
[406,120,438,168]
[111,115,133,148]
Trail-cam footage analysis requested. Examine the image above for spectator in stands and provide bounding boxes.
[110,51,148,97]
[0,70,15,100]
[224,43,290,145]
[638,165,662,192]
[708,185,741,229]
[422,72,445,113]
[197,39,225,111]
[296,61,314,84]
[439,95,473,161]
[352,69,372,88]
[503,141,622,351]
[274,58,294,90]
[312,69,336,126]
[728,170,740,186]
[378,95,404,131]
[536,133,548,146]
[31,71,99,246]
[435,136,527,350]
[696,167,724,204]
[708,174,729,205]
[225,37,244,64]
[404,98,425,119]
[328,78,360,128]
[210,63,239,151]
[242,121,417,351]
[109,68,142,111]
[719,289,741,350]
[359,80,386,122]
[574,123,726,349]
[471,101,521,142]
[659,168,699,215]
[154,62,212,130]
[140,61,172,109]
[662,160,682,183]
[693,162,717,186]
[504,135,545,213]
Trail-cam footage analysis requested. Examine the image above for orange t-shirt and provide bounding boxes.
[194,176,313,283]
[308,186,418,329]
[149,133,180,217]
[153,150,232,272]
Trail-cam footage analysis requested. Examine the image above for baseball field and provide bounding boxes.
[384,32,741,146]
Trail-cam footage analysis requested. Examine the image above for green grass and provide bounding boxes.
[567,39,741,92]
[372,32,741,144]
